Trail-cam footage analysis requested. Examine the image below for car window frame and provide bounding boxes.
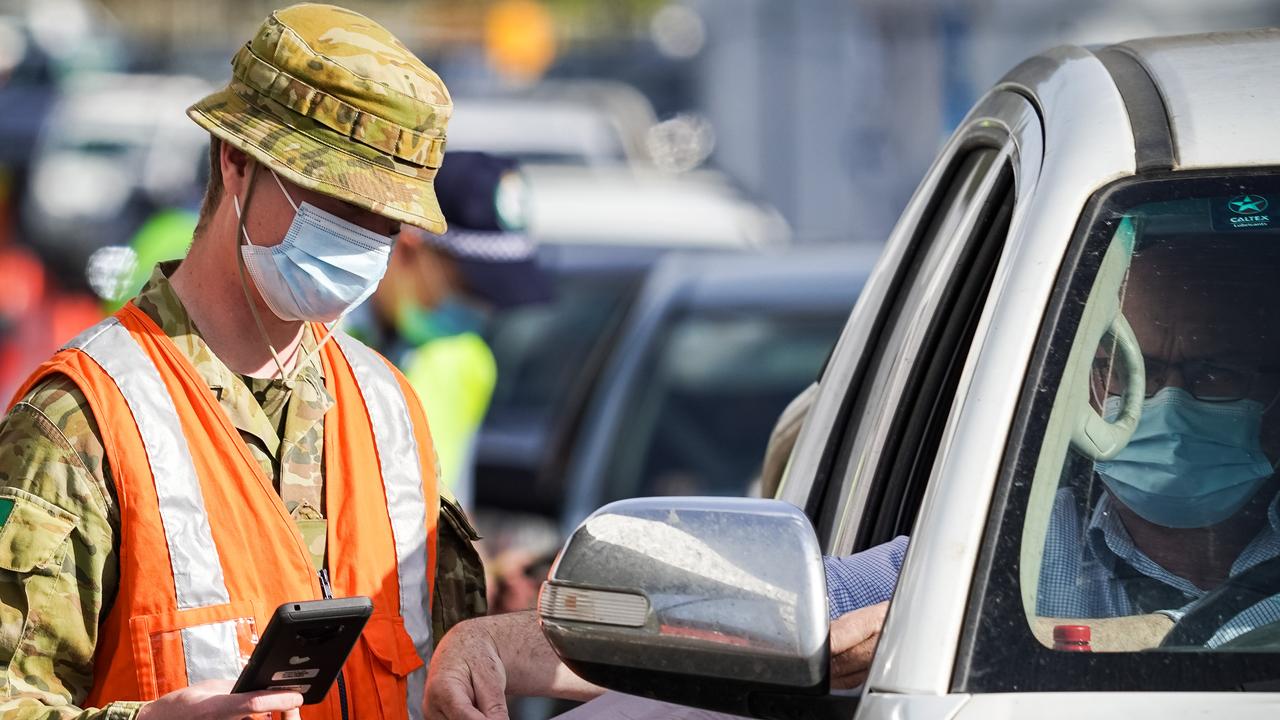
[956,167,1280,694]
[816,132,1018,556]
[777,91,1035,547]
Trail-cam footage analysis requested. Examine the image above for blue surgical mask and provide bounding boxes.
[237,171,393,323]
[1096,387,1274,528]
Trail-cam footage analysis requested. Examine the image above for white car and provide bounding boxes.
[447,81,657,167]
[524,163,790,249]
[23,72,212,273]
[537,28,1280,719]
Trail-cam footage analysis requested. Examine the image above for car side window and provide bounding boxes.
[817,144,1015,555]
[959,172,1280,692]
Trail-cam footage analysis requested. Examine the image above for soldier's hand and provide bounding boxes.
[830,601,889,690]
[136,679,303,720]
[426,619,510,720]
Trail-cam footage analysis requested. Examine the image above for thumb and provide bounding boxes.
[208,689,304,718]
[830,602,888,655]
[472,674,511,720]
[830,602,889,685]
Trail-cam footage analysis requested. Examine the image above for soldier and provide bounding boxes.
[0,4,484,720]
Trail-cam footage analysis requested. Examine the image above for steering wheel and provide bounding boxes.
[1159,554,1280,648]
[1070,313,1145,461]
[1217,618,1280,649]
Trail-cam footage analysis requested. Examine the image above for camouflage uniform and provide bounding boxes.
[0,5,488,718]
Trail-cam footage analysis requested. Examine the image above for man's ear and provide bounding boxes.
[219,142,253,200]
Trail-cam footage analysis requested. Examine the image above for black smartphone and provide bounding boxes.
[232,597,373,704]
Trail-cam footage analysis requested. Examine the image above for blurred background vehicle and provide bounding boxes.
[0,0,125,211]
[473,173,789,538]
[0,0,132,401]
[561,243,876,528]
[21,72,211,283]
[479,244,873,616]
[523,163,787,246]
[447,80,657,166]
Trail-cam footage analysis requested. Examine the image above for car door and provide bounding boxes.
[780,46,1150,716]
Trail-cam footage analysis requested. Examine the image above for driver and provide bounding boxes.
[1035,236,1280,644]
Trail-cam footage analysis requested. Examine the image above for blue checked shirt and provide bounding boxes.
[823,535,908,619]
[1036,487,1280,647]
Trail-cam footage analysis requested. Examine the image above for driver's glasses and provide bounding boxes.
[1091,354,1279,402]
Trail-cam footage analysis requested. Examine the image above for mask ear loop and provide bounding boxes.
[233,163,293,383]
[1092,267,1132,414]
[272,169,301,213]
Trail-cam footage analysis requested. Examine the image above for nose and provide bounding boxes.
[1159,361,1190,392]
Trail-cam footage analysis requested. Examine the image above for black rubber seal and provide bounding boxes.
[1094,47,1177,172]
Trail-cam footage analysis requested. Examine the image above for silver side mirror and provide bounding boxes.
[539,498,852,719]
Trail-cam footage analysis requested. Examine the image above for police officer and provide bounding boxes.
[0,5,483,720]
[349,151,551,509]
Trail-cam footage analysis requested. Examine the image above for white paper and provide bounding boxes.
[552,691,749,720]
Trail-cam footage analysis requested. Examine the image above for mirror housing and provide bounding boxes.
[538,497,852,719]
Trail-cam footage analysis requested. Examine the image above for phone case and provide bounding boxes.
[232,597,374,705]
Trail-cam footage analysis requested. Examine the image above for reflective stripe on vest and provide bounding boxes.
[65,318,241,684]
[334,333,432,720]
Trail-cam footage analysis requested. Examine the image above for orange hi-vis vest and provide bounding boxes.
[14,304,440,720]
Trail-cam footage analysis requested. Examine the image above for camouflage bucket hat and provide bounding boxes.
[188,3,450,233]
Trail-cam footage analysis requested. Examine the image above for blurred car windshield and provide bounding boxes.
[486,272,637,428]
[599,307,845,503]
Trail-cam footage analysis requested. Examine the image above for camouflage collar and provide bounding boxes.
[133,261,334,456]
[136,262,328,379]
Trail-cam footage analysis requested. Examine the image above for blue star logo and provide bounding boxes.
[1229,195,1269,215]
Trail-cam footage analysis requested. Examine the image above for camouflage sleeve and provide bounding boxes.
[0,376,138,720]
[432,496,487,644]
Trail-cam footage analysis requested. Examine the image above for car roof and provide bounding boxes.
[525,164,791,249]
[535,242,719,275]
[446,97,627,164]
[1004,28,1280,172]
[49,73,212,135]
[641,243,881,313]
[1117,29,1280,169]
[447,80,657,165]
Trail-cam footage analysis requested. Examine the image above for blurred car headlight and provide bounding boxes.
[85,244,139,304]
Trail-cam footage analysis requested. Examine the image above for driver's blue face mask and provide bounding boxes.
[1097,387,1274,528]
